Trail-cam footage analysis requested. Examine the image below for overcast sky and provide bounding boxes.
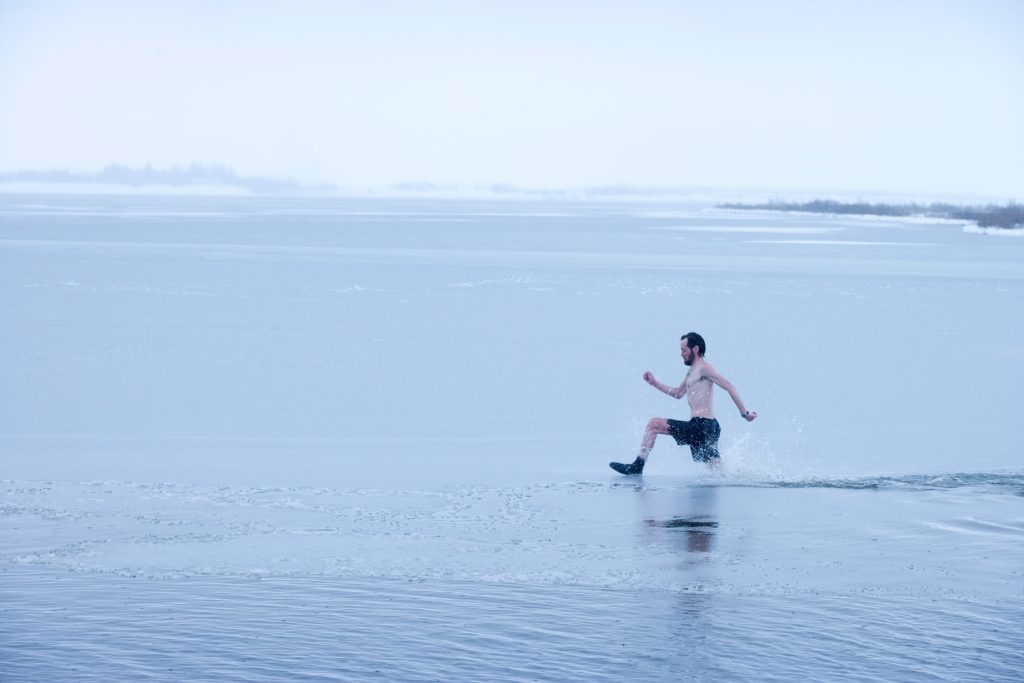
[1,0,1021,197]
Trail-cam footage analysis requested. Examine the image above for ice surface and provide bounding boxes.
[2,194,1022,680]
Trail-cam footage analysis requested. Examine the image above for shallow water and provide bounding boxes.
[2,194,1023,680]
[3,469,1022,680]
[3,570,1021,682]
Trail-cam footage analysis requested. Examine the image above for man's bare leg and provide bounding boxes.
[610,418,672,475]
[638,418,672,459]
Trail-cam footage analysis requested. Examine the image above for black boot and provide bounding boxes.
[609,456,645,475]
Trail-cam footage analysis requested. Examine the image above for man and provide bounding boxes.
[610,332,757,475]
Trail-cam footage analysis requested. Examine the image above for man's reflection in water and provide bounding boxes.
[644,485,718,554]
[637,486,721,654]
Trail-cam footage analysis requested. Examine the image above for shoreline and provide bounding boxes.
[717,199,1024,230]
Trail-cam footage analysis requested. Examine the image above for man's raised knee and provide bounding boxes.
[647,418,669,432]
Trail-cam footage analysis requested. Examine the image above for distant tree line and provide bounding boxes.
[717,199,1023,230]
[0,163,303,194]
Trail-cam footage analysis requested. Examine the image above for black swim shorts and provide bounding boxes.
[666,417,721,462]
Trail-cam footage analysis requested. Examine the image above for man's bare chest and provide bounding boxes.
[685,370,711,392]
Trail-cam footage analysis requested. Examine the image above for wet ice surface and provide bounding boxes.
[2,194,1023,680]
[3,474,1023,681]
[3,470,1023,593]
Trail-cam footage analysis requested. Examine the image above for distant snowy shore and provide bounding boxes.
[963,223,1024,237]
[0,181,258,197]
[718,199,1023,232]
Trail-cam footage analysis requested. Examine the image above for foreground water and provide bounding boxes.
[2,194,1022,680]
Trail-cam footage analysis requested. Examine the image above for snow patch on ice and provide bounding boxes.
[963,224,1024,237]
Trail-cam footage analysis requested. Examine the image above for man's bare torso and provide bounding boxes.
[685,360,715,418]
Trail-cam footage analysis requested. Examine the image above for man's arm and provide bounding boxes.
[643,371,686,399]
[702,366,757,421]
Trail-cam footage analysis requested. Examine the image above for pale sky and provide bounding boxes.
[1,0,1021,197]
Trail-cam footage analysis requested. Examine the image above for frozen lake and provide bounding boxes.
[2,193,1022,680]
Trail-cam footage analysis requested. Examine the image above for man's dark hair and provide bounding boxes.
[681,332,706,357]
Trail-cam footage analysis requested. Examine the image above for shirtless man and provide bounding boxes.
[610,332,757,475]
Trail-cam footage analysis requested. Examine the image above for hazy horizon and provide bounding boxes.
[2,1,1022,198]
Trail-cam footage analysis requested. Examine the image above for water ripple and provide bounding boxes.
[1,570,1021,682]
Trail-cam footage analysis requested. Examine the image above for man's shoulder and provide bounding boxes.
[697,360,719,379]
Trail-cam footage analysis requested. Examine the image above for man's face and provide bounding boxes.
[681,340,695,366]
